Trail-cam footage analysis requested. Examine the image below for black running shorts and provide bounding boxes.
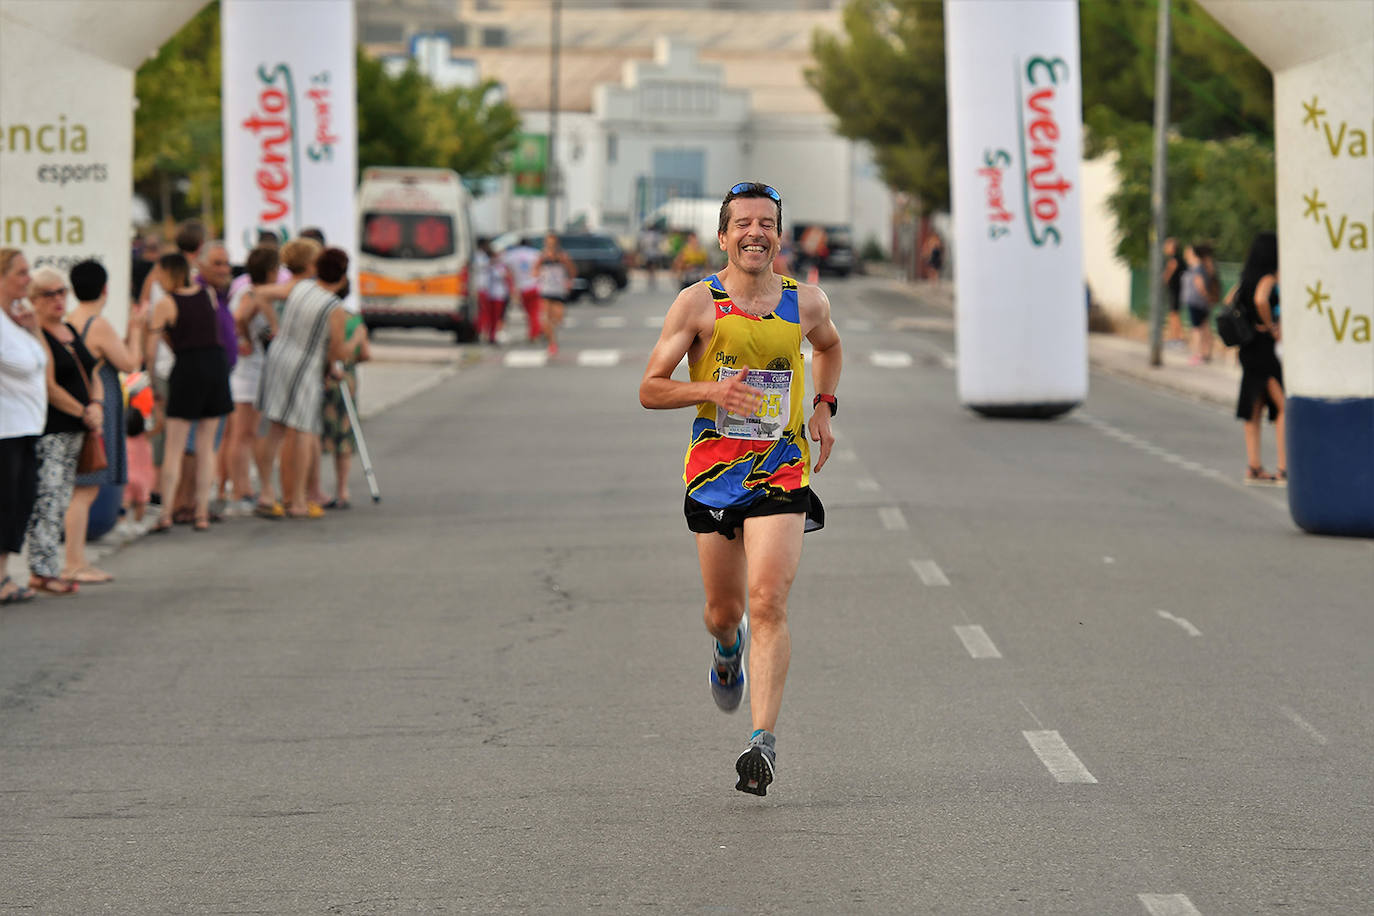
[684,487,825,540]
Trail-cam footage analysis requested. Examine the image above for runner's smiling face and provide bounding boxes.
[720,197,780,274]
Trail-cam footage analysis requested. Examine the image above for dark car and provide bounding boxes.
[791,224,856,277]
[503,231,630,303]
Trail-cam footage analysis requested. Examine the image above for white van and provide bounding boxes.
[643,197,725,265]
[357,167,476,341]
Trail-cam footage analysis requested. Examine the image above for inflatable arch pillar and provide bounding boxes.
[0,0,205,334]
[943,0,1087,418]
[1200,1,1374,537]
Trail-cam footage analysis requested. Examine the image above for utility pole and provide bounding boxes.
[546,0,562,230]
[1146,0,1172,367]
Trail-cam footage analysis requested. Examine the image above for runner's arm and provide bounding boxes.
[801,285,842,472]
[639,286,764,414]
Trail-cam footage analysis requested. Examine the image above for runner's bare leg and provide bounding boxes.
[741,512,804,733]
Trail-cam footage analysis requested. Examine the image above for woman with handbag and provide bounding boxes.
[1233,232,1286,486]
[25,267,104,596]
[62,260,144,584]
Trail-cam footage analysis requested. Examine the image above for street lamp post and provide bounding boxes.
[1147,0,1172,367]
[546,0,561,230]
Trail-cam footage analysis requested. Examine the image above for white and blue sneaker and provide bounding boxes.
[709,616,748,712]
[735,729,776,796]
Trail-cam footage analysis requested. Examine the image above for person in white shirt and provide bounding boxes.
[1,249,49,604]
[475,239,514,344]
[502,240,542,342]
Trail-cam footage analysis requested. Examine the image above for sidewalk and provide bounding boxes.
[892,275,1240,409]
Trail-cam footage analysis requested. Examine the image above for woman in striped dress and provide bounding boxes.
[255,247,349,519]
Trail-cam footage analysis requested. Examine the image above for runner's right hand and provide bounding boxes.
[715,364,766,416]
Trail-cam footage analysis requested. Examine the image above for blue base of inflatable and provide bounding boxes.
[1287,396,1374,538]
[87,483,123,542]
[968,401,1080,420]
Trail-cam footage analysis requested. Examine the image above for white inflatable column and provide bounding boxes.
[943,0,1087,418]
[1201,1,1374,537]
[221,0,358,271]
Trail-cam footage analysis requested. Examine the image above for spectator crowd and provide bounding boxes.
[1,220,370,603]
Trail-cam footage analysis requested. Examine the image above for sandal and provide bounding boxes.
[253,501,285,519]
[286,502,326,520]
[1244,466,1279,486]
[29,575,79,596]
[1,575,36,605]
[64,567,114,585]
[149,518,174,534]
[1275,468,1288,487]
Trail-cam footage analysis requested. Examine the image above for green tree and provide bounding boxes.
[806,0,947,214]
[355,52,521,183]
[133,1,222,226]
[805,0,1277,260]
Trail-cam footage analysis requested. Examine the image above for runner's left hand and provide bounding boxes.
[809,407,834,472]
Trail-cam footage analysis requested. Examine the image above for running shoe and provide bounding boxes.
[735,730,776,796]
[709,616,748,712]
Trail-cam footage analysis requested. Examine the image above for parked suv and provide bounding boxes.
[497,231,630,303]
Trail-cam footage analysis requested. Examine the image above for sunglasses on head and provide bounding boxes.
[728,182,781,202]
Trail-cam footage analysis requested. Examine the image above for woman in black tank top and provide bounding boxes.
[145,253,232,532]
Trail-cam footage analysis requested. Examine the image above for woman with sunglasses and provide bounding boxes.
[1,249,46,604]
[639,181,843,797]
[24,267,104,596]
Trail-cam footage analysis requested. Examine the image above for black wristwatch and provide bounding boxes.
[813,394,837,417]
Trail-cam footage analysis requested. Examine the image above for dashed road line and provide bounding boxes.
[833,448,858,462]
[909,558,950,586]
[1278,705,1329,746]
[878,506,909,531]
[1137,893,1203,916]
[576,349,621,367]
[503,350,549,368]
[1155,609,1202,637]
[595,315,628,329]
[1077,412,1284,508]
[644,315,664,328]
[856,478,880,492]
[844,318,874,332]
[953,625,1002,659]
[1022,730,1098,784]
[870,350,914,369]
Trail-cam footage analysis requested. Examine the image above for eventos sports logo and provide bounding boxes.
[1015,55,1073,247]
[237,63,301,245]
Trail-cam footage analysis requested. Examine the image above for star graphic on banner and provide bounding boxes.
[1301,95,1326,129]
[1306,280,1330,312]
[1302,188,1327,222]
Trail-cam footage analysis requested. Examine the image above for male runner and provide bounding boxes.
[639,181,842,796]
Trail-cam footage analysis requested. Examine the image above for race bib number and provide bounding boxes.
[716,367,792,440]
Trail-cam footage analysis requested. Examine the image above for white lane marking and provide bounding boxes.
[1022,730,1098,784]
[878,506,908,531]
[844,319,873,332]
[1018,700,1045,729]
[644,315,665,328]
[504,350,548,368]
[595,315,627,329]
[954,625,1002,659]
[1077,412,1280,502]
[856,478,880,492]
[562,317,579,329]
[834,449,858,462]
[1155,610,1202,637]
[870,350,914,369]
[1137,893,1203,916]
[907,337,958,369]
[1278,705,1329,746]
[909,558,950,586]
[576,349,621,367]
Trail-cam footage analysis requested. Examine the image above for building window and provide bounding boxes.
[481,27,507,47]
[607,133,618,165]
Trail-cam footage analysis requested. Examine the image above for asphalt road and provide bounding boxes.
[2,274,1371,914]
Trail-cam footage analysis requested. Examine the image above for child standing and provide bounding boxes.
[124,409,155,523]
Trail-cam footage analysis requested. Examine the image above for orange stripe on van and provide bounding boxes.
[358,271,465,297]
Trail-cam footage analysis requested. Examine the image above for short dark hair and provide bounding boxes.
[69,259,107,302]
[718,181,783,237]
[174,219,206,255]
[315,247,349,284]
[245,246,280,285]
[159,252,190,288]
[126,408,146,438]
[299,227,326,244]
[256,229,281,248]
